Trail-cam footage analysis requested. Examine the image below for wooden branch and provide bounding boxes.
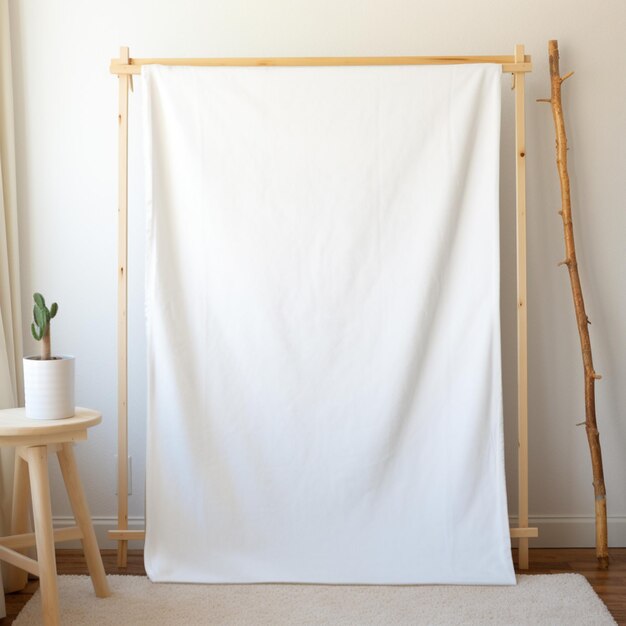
[547,40,609,569]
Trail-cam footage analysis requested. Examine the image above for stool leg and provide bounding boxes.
[57,443,110,598]
[5,452,31,592]
[26,446,59,626]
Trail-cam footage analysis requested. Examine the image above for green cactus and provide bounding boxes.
[31,292,58,360]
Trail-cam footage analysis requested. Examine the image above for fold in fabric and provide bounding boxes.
[143,63,515,585]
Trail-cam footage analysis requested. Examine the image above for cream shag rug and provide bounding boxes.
[14,574,615,625]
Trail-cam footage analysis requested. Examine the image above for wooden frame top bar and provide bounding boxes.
[111,54,532,75]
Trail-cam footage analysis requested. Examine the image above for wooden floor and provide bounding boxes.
[1,548,624,624]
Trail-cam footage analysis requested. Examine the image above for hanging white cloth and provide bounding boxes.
[0,0,25,610]
[142,63,514,585]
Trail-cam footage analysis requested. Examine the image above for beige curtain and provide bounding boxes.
[0,0,24,603]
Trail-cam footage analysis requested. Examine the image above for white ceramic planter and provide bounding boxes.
[23,355,75,420]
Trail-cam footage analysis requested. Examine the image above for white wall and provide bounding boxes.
[8,0,626,548]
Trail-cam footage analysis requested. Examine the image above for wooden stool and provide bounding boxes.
[0,407,111,625]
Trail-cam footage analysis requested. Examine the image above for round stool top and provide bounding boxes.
[0,407,101,437]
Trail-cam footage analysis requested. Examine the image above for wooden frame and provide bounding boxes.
[109,46,537,569]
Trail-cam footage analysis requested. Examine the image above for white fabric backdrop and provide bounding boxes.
[143,63,514,585]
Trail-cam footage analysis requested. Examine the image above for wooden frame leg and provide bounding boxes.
[57,443,110,597]
[5,452,31,592]
[26,446,59,626]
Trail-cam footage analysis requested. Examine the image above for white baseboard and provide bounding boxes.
[52,514,626,551]
[53,516,146,550]
[509,515,626,548]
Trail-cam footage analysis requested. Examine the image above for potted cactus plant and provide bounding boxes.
[23,292,75,420]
